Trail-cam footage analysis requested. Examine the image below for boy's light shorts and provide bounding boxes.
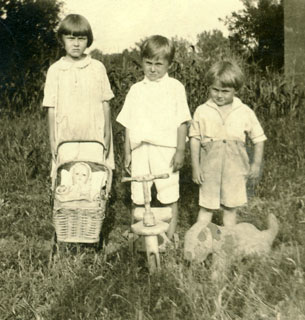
[131,143,179,205]
[198,140,249,209]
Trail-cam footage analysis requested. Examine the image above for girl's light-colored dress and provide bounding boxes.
[189,97,267,209]
[43,55,115,178]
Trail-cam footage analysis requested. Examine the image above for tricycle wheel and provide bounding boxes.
[147,252,160,273]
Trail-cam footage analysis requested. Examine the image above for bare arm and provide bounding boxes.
[249,141,265,179]
[190,137,204,184]
[171,122,188,172]
[103,101,111,157]
[124,128,132,175]
[47,107,56,160]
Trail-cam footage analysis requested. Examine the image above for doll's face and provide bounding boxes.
[72,164,89,185]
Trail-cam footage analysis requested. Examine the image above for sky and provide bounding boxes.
[63,0,244,54]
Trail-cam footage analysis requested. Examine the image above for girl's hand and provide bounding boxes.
[170,149,185,172]
[103,101,111,158]
[248,163,260,180]
[192,166,204,185]
[124,153,132,175]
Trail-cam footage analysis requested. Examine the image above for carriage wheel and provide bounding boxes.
[48,232,58,267]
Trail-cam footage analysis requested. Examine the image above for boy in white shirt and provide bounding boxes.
[117,35,191,240]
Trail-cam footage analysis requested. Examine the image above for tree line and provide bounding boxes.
[0,0,284,113]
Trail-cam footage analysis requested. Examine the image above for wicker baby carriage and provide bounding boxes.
[51,141,112,244]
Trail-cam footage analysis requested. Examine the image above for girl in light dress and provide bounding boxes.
[43,14,114,186]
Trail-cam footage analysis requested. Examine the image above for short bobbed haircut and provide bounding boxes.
[57,14,93,47]
[206,61,244,91]
[140,35,175,65]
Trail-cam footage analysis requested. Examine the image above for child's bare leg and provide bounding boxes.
[167,202,178,240]
[197,206,213,226]
[222,206,237,227]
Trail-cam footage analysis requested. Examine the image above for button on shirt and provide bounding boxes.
[117,74,191,150]
[189,97,267,144]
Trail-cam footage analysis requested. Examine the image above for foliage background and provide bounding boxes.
[1,0,305,319]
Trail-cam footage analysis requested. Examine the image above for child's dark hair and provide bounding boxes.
[57,14,93,47]
[140,35,175,64]
[206,61,244,91]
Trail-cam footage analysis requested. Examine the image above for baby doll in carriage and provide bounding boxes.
[52,144,113,244]
[55,162,104,203]
[42,14,115,245]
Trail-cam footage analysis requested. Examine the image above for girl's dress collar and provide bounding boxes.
[58,55,92,70]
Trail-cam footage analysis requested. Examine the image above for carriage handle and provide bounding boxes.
[55,140,106,155]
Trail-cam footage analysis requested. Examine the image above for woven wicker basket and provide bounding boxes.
[52,158,112,244]
[53,203,106,243]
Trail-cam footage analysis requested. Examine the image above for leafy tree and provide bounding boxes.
[196,30,231,62]
[0,0,63,112]
[224,0,284,69]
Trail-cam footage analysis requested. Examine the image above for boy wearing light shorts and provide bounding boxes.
[116,35,191,240]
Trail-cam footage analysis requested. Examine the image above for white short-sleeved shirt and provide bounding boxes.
[116,73,191,149]
[189,97,267,144]
[43,55,114,147]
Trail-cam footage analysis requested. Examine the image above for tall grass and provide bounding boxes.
[0,46,305,319]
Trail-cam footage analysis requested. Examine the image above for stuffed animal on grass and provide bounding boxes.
[184,214,279,279]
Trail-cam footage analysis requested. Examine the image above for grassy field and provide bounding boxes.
[1,102,305,319]
[1,44,305,319]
